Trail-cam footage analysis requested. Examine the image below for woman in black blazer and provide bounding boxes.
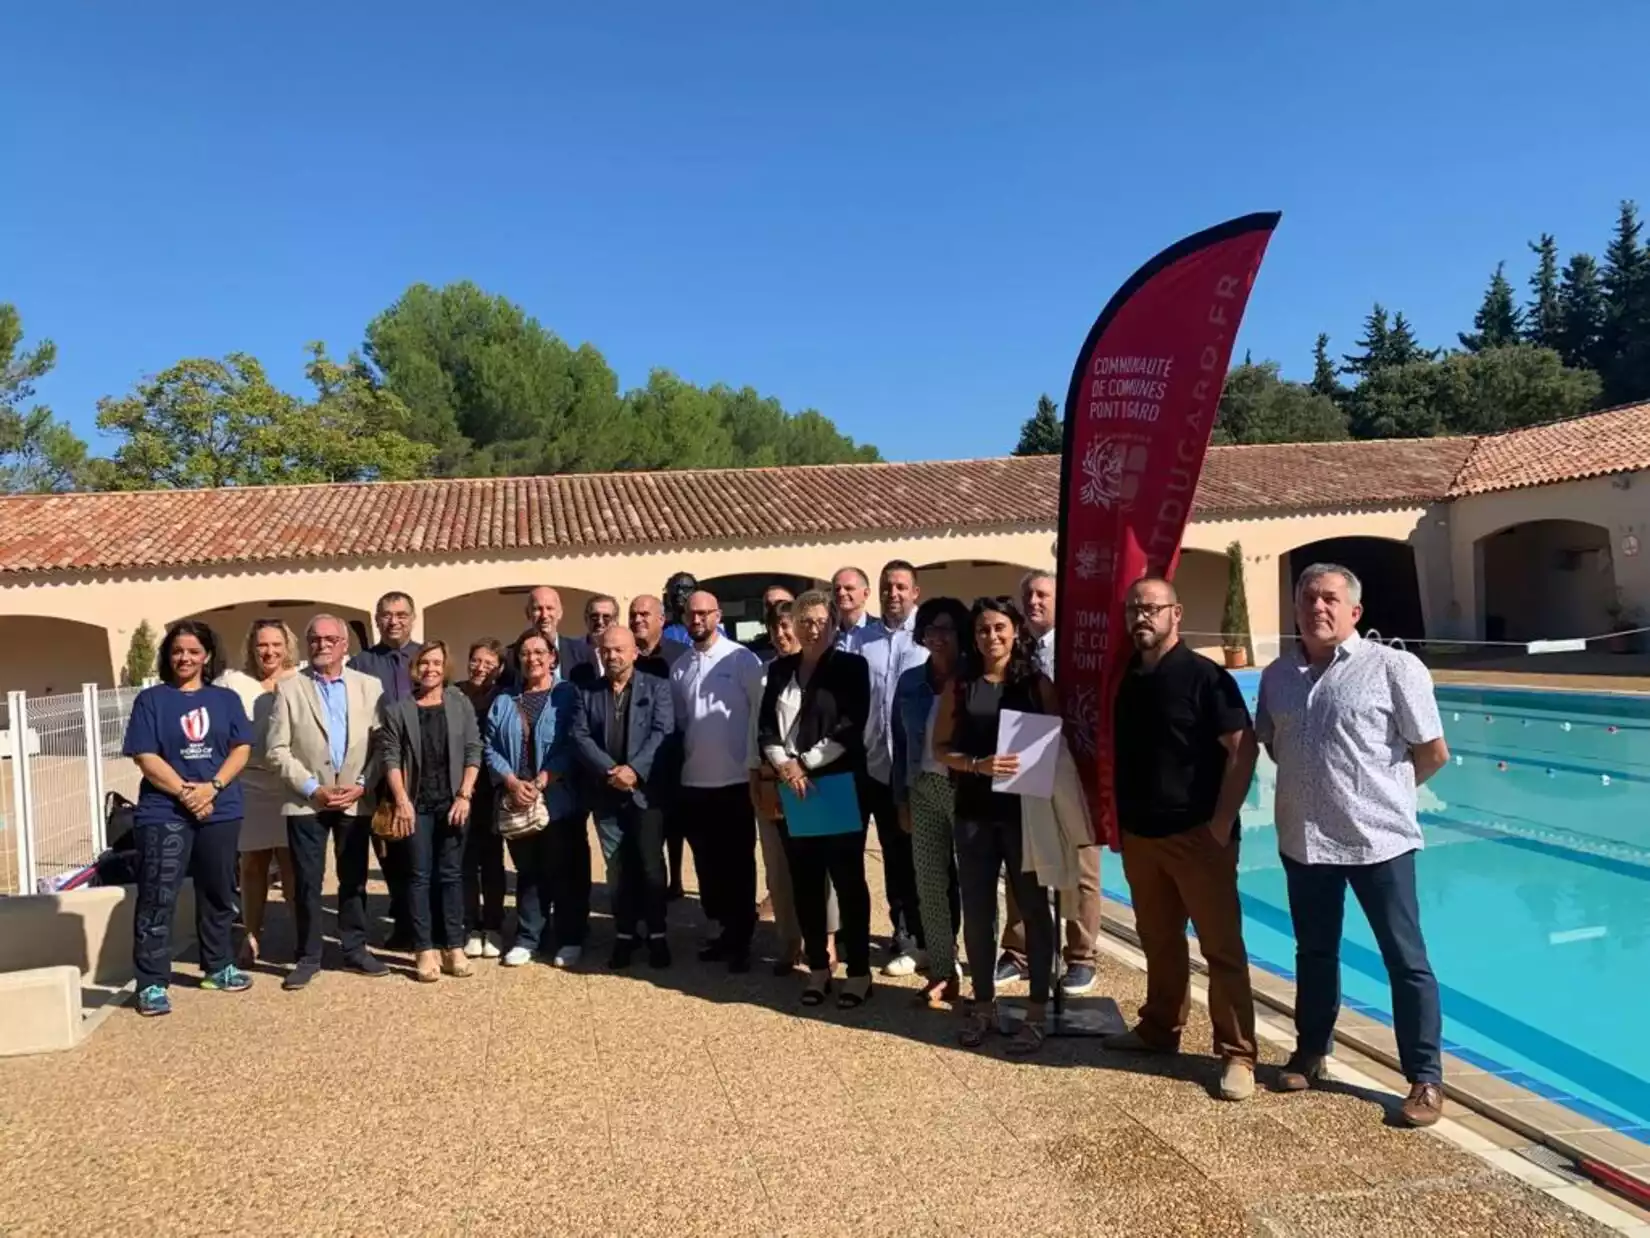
[758,590,873,1008]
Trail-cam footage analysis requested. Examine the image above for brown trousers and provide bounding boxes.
[1119,827,1256,1062]
[1001,843,1101,967]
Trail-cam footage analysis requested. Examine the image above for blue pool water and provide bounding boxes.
[1102,675,1650,1134]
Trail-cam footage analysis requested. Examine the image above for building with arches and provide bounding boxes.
[0,403,1646,694]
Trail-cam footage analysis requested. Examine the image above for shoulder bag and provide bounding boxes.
[495,696,549,839]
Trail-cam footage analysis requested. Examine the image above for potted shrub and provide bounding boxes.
[1606,593,1644,655]
[1221,541,1251,669]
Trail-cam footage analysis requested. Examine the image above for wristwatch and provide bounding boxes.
[455,790,471,802]
[210,777,225,791]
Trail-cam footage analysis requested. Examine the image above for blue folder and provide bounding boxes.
[780,772,862,837]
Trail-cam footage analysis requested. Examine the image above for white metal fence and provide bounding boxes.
[1,684,145,895]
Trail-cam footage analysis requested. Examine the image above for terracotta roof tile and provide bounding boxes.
[1447,401,1650,496]
[0,441,1481,575]
[8,412,1643,577]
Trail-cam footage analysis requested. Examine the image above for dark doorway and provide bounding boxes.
[1285,537,1425,643]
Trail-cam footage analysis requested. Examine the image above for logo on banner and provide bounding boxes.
[1078,437,1149,510]
[1073,542,1112,582]
[1065,683,1099,757]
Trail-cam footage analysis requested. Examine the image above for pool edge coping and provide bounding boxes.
[1097,900,1650,1225]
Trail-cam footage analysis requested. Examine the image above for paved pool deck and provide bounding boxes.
[4,841,1645,1238]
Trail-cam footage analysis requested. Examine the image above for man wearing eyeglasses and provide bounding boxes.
[1103,575,1259,1103]
[267,614,387,989]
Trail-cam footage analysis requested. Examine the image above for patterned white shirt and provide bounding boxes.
[858,613,928,784]
[1255,633,1444,866]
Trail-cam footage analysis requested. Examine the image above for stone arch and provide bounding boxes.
[912,559,1040,606]
[424,585,599,661]
[1169,547,1232,659]
[1281,535,1426,644]
[176,598,375,666]
[1476,519,1616,643]
[0,616,115,695]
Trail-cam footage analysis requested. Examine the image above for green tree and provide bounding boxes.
[1598,200,1650,405]
[364,281,627,476]
[1013,394,1063,456]
[95,347,434,490]
[1309,333,1343,402]
[1556,252,1607,373]
[1524,234,1563,351]
[1211,362,1349,445]
[1221,541,1250,661]
[1348,345,1599,439]
[1341,304,1391,378]
[1459,262,1524,352]
[124,621,157,687]
[1387,312,1432,366]
[1,304,93,492]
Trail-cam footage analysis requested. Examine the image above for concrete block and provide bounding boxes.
[0,880,195,986]
[0,966,82,1056]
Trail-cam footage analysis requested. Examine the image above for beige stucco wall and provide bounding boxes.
[1445,473,1650,641]
[12,481,1637,695]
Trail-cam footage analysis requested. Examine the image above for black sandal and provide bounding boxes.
[836,975,873,1009]
[801,969,832,1006]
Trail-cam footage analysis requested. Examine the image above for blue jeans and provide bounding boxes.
[1283,849,1443,1084]
[506,816,590,954]
[401,806,465,952]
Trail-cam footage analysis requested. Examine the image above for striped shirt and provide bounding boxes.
[1255,633,1444,866]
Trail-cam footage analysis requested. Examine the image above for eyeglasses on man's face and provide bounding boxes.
[1124,602,1176,619]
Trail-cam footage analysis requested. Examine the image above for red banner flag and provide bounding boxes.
[1055,212,1281,848]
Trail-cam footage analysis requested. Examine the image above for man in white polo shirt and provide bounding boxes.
[670,589,765,972]
[1257,562,1450,1128]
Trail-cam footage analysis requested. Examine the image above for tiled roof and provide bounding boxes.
[0,406,1642,575]
[1447,401,1650,496]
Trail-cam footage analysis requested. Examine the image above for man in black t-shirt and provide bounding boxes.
[1104,575,1260,1102]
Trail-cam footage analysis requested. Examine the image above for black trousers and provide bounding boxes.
[506,814,591,954]
[462,785,506,934]
[677,783,756,951]
[784,823,872,977]
[595,801,667,938]
[956,813,1053,1004]
[132,817,241,989]
[858,772,922,953]
[400,805,466,952]
[288,811,373,966]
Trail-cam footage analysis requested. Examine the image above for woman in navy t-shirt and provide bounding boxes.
[121,619,254,1017]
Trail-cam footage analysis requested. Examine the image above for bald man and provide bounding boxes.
[504,586,597,689]
[669,590,765,970]
[571,625,677,968]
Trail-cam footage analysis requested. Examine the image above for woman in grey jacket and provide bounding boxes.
[381,641,483,982]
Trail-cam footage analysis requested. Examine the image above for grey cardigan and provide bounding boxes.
[378,687,483,803]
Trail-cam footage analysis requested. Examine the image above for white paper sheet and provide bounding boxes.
[991,708,1062,799]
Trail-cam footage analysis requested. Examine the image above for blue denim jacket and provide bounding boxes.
[890,664,942,806]
[484,681,578,820]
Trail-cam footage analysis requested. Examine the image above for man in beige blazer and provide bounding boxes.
[266,613,386,989]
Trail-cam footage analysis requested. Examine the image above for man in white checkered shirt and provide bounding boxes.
[1256,562,1450,1129]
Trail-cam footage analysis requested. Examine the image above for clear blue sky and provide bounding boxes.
[4,2,1646,463]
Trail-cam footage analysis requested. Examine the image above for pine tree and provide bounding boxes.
[1556,252,1607,373]
[1524,234,1562,350]
[124,622,157,686]
[1598,200,1650,405]
[1459,263,1524,352]
[1388,312,1432,366]
[1012,393,1063,456]
[1341,304,1392,377]
[1309,333,1343,400]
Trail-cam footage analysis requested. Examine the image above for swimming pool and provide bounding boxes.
[1103,674,1650,1134]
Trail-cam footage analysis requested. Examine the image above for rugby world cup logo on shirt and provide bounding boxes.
[181,706,210,743]
[179,705,213,761]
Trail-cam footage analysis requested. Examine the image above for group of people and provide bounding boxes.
[121,554,1450,1125]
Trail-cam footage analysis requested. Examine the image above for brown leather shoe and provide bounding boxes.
[1275,1053,1329,1092]
[1400,1082,1445,1127]
[442,948,473,978]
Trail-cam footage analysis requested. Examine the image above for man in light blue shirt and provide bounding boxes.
[831,566,873,653]
[303,672,350,800]
[854,560,937,975]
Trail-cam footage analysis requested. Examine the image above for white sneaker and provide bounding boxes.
[502,947,532,967]
[463,933,485,959]
[882,952,918,978]
[481,932,503,959]
[551,945,583,969]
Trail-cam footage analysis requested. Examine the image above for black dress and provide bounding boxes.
[951,676,1040,824]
